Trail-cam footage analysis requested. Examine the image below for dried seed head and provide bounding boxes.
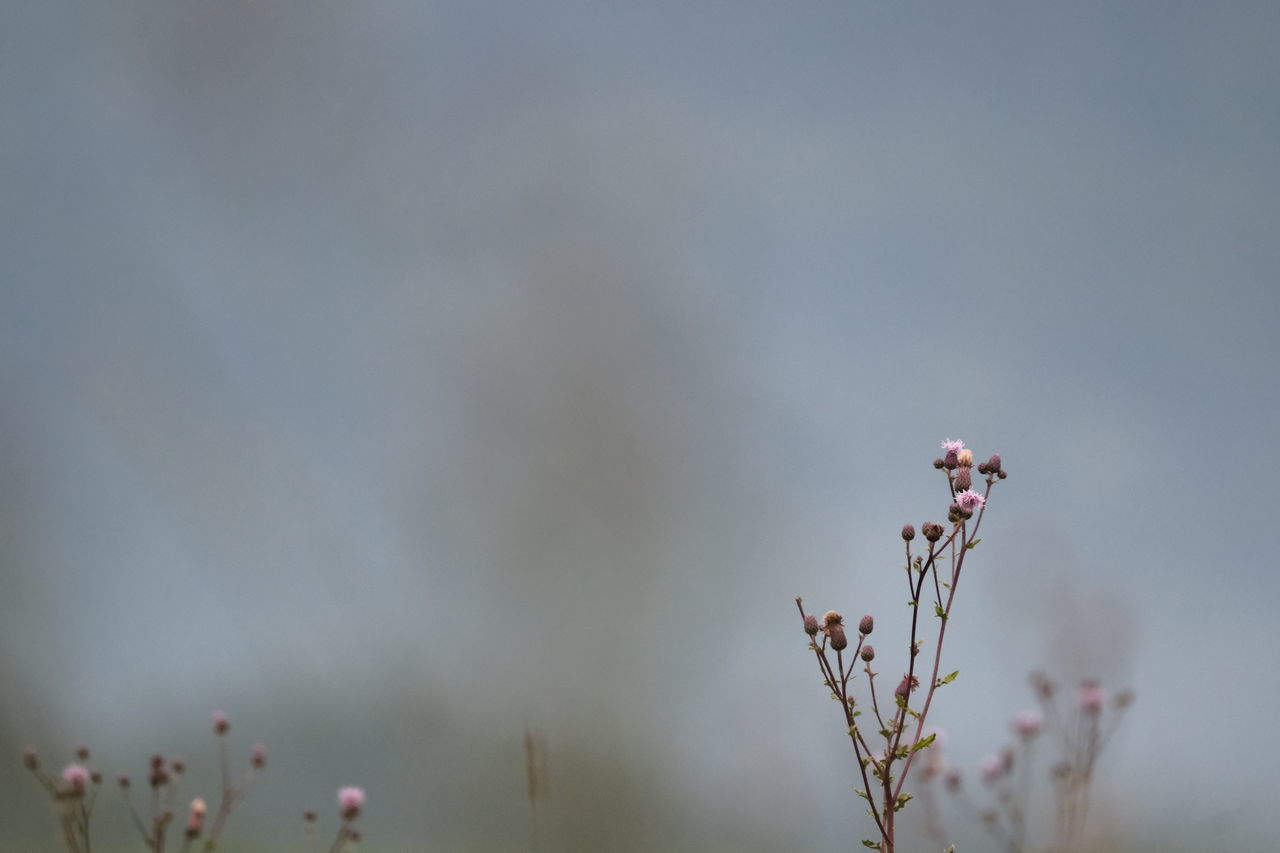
[822,611,843,629]
[956,449,973,468]
[858,614,874,636]
[829,625,849,651]
[860,644,875,662]
[901,524,915,541]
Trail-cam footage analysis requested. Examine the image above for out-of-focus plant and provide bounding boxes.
[795,438,1006,852]
[925,674,1133,853]
[23,711,365,852]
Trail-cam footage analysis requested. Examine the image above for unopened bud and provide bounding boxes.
[90,771,103,786]
[987,453,1001,473]
[953,468,971,492]
[21,748,39,770]
[923,522,943,542]
[303,809,318,823]
[956,449,973,468]
[933,457,944,469]
[250,743,267,769]
[118,775,131,788]
[901,524,915,542]
[829,625,848,651]
[211,711,230,735]
[943,450,958,470]
[860,644,875,662]
[76,746,90,762]
[858,614,874,635]
[803,613,820,636]
[171,760,185,775]
[997,469,1007,479]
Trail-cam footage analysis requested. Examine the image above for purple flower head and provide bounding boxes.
[941,438,965,455]
[1013,709,1042,738]
[338,786,366,819]
[955,489,986,512]
[62,763,91,790]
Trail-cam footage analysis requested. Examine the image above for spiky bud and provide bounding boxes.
[933,457,945,469]
[943,450,958,469]
[860,644,875,662]
[803,614,820,636]
[987,453,1001,473]
[953,467,971,492]
[901,524,915,542]
[829,625,848,651]
[923,522,944,542]
[859,614,874,635]
[895,674,919,699]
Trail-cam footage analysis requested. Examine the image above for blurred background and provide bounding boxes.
[2,2,1278,850]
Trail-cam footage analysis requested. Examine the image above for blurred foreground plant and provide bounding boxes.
[23,711,365,852]
[795,438,1006,852]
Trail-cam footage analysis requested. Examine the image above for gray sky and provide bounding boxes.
[3,2,1278,850]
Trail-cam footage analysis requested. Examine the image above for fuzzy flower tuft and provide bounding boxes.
[62,763,90,790]
[338,786,365,819]
[941,438,965,455]
[955,489,986,512]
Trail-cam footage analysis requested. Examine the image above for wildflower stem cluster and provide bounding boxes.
[796,439,1006,852]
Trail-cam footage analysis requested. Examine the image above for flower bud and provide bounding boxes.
[860,644,875,662]
[829,625,848,651]
[943,450,958,469]
[21,748,39,770]
[90,771,103,786]
[211,711,230,735]
[944,768,962,791]
[858,614,874,636]
[76,746,91,761]
[303,809,318,823]
[894,674,919,699]
[803,613,820,636]
[901,524,915,542]
[171,760,185,775]
[953,468,971,492]
[987,453,1001,473]
[933,457,944,469]
[118,775,131,789]
[250,743,267,769]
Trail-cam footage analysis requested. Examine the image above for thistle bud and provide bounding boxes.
[76,746,91,762]
[303,809,318,823]
[953,468,971,492]
[118,775,131,789]
[860,644,875,662]
[803,614,820,636]
[943,450,958,470]
[21,748,38,770]
[933,457,944,469]
[211,711,230,735]
[858,614,874,636]
[171,760,186,775]
[829,625,848,651]
[901,524,915,542]
[923,522,943,542]
[987,453,1001,473]
[250,743,267,769]
[895,674,919,699]
[90,771,103,786]
[944,768,962,791]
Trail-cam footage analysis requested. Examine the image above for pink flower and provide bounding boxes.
[62,763,90,790]
[955,489,985,512]
[1013,710,1042,738]
[1078,682,1106,713]
[979,754,1003,783]
[941,438,965,455]
[211,710,230,735]
[338,786,365,819]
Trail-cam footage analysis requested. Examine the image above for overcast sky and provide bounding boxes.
[3,3,1278,850]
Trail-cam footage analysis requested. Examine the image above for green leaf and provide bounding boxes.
[941,670,959,685]
[965,538,982,550]
[911,732,937,753]
[934,603,947,620]
[862,840,882,850]
[894,792,914,812]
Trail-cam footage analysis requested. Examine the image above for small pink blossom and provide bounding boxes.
[955,489,986,512]
[338,786,365,819]
[1078,682,1106,713]
[62,763,90,789]
[1013,709,1042,738]
[979,754,1003,783]
[211,710,230,734]
[941,438,965,455]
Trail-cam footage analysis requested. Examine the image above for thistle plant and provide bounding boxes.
[933,674,1134,853]
[23,711,365,853]
[795,438,1006,852]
